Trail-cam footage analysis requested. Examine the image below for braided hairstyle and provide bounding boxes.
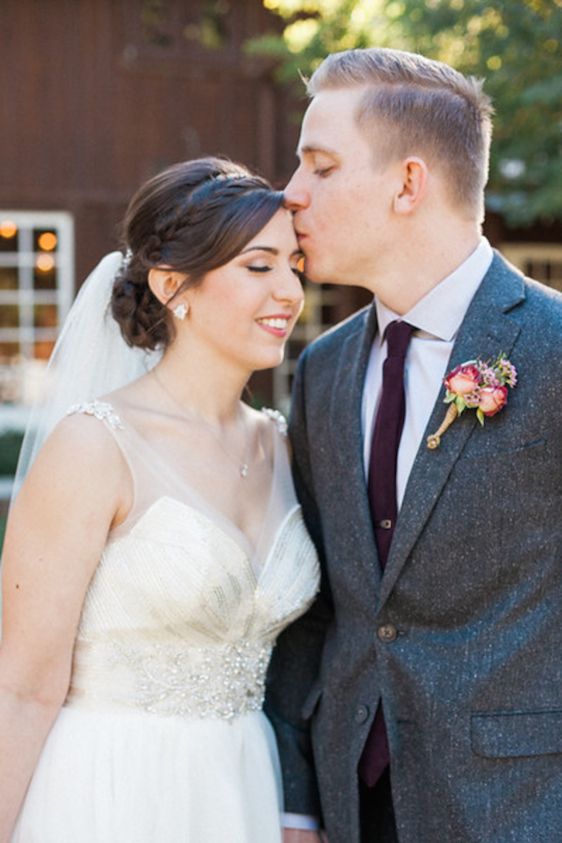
[111,157,284,350]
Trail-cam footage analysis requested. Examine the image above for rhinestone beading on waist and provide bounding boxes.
[66,638,273,721]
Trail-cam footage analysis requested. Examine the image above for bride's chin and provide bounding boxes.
[247,348,286,372]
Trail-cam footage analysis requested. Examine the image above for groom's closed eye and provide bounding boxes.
[313,167,334,178]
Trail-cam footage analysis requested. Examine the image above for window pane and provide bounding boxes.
[321,303,338,323]
[0,374,21,403]
[0,342,20,359]
[0,268,18,290]
[287,338,307,358]
[0,220,19,252]
[0,213,72,410]
[34,340,55,360]
[33,228,58,253]
[34,304,58,328]
[34,257,57,290]
[0,305,19,329]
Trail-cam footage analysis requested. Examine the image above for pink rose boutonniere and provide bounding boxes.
[427,354,517,449]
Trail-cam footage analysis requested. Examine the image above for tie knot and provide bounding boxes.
[384,320,414,358]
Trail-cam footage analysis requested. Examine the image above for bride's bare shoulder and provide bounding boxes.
[11,408,131,547]
[35,403,127,485]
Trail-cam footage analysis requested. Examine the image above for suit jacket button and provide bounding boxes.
[377,623,398,643]
[355,704,370,724]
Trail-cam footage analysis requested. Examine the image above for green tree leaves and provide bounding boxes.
[252,0,562,223]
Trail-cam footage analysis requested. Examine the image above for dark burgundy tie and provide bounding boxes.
[359,319,414,788]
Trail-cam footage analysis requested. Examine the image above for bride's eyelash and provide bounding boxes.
[247,265,272,273]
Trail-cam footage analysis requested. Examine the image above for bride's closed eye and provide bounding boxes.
[247,265,302,277]
[247,265,273,273]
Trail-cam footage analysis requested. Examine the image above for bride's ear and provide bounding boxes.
[148,268,188,309]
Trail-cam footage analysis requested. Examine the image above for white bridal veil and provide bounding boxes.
[0,252,157,630]
[13,252,158,495]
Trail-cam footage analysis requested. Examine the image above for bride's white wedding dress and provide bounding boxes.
[12,400,319,843]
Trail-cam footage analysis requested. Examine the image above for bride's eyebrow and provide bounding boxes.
[240,246,278,255]
[240,247,303,259]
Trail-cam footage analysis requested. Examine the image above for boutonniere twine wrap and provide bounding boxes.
[427,355,517,449]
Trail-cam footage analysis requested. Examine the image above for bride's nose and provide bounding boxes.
[273,267,304,306]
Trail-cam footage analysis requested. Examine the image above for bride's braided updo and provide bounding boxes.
[111,157,284,350]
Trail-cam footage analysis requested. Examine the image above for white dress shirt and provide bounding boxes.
[282,238,493,833]
[361,238,493,504]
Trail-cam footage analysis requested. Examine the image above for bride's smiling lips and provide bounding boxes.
[255,313,292,338]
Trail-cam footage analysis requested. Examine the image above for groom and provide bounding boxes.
[266,48,562,843]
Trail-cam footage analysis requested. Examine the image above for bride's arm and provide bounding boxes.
[0,415,130,842]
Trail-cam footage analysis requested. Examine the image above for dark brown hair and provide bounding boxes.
[111,157,284,350]
[308,48,494,222]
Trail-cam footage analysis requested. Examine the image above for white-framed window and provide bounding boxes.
[501,243,562,293]
[0,211,74,428]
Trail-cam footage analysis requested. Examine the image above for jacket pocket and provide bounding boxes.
[471,709,562,758]
[301,683,323,721]
[460,437,547,463]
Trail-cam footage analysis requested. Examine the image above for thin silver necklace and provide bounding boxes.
[151,368,252,479]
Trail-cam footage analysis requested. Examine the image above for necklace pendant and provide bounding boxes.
[240,463,249,478]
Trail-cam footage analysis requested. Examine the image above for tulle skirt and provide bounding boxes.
[12,704,283,842]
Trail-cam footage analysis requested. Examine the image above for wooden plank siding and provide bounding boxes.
[1,0,299,281]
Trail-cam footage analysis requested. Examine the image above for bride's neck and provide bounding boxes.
[154,344,249,426]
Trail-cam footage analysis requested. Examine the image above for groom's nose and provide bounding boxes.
[283,170,309,212]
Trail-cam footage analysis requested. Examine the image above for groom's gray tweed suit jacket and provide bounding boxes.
[265,252,562,843]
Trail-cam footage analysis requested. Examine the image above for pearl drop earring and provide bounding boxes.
[173,303,188,321]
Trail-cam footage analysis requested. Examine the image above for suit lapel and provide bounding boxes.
[378,254,525,609]
[329,303,382,579]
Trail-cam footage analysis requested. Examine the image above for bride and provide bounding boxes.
[0,157,320,842]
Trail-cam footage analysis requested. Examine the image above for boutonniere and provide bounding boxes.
[427,354,518,449]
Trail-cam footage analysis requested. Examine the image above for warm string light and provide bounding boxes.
[36,253,55,273]
[0,219,17,239]
[38,231,57,251]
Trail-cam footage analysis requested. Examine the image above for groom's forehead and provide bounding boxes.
[298,89,367,149]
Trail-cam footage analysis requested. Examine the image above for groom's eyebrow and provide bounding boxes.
[299,144,339,159]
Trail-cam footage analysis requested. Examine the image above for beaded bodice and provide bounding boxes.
[64,402,319,721]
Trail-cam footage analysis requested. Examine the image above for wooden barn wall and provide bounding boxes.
[1,0,301,282]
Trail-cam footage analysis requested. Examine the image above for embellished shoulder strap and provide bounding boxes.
[260,407,288,437]
[66,400,123,430]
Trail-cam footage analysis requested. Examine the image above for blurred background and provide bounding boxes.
[1,0,560,540]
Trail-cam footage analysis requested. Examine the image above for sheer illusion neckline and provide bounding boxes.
[109,403,284,566]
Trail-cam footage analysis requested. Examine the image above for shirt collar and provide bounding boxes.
[375,237,494,343]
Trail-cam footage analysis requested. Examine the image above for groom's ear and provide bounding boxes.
[148,267,188,307]
[393,157,428,215]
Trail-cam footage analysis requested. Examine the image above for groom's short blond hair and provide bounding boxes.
[307,48,493,222]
